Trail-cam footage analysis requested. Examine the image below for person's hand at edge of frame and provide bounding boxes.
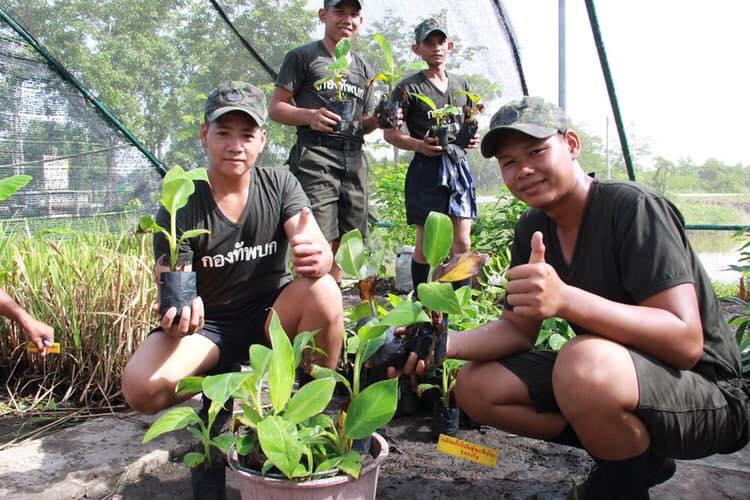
[22,315,54,357]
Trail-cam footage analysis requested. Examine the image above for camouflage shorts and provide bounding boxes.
[288,141,368,241]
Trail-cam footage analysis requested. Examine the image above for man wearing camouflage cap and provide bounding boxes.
[123,81,344,498]
[270,0,383,285]
[384,17,479,294]
[402,97,748,498]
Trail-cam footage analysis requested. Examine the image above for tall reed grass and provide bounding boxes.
[0,220,155,410]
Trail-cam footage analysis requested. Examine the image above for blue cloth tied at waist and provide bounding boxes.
[438,144,478,219]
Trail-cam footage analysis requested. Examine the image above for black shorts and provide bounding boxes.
[150,285,286,371]
[404,153,450,226]
[499,349,749,459]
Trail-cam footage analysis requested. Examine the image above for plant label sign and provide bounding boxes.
[27,342,61,354]
[437,434,498,468]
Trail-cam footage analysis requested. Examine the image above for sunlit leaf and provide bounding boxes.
[284,378,335,424]
[143,407,201,443]
[0,175,32,201]
[417,282,462,315]
[433,252,487,282]
[257,415,302,479]
[344,378,398,439]
[423,212,453,270]
[268,310,295,413]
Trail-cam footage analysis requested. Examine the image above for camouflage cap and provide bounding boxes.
[414,18,448,43]
[480,96,568,158]
[204,81,267,126]
[324,0,362,9]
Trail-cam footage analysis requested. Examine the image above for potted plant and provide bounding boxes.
[314,38,355,133]
[144,309,401,499]
[454,89,485,148]
[417,358,466,440]
[137,165,209,320]
[410,93,460,149]
[0,174,32,201]
[369,211,487,377]
[368,34,428,128]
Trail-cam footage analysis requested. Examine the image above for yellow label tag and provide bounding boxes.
[437,434,498,468]
[27,342,61,354]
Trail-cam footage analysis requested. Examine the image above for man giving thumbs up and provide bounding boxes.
[407,97,748,499]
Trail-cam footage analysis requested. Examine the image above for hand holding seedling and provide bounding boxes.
[159,296,205,338]
[505,231,566,319]
[418,132,444,157]
[310,106,340,134]
[290,207,332,278]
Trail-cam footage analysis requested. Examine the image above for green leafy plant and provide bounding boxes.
[369,34,427,92]
[727,228,750,377]
[535,317,576,351]
[336,229,386,316]
[137,166,210,270]
[417,211,487,318]
[410,93,460,128]
[314,38,352,102]
[453,89,485,122]
[143,310,401,480]
[417,358,465,408]
[0,174,32,201]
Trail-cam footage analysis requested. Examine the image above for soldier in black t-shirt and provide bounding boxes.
[123,81,344,498]
[383,18,479,293]
[399,97,748,499]
[122,81,343,415]
[269,0,381,284]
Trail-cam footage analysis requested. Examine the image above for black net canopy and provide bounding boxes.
[1,1,748,233]
[0,9,162,230]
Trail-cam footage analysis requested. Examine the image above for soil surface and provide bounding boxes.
[1,287,747,499]
[113,417,593,500]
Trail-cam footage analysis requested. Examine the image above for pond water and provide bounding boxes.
[688,230,744,284]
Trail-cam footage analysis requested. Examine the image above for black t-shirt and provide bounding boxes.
[276,40,375,140]
[509,180,742,380]
[153,168,309,319]
[391,71,470,141]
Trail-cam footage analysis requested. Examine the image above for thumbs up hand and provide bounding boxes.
[289,207,332,278]
[528,230,546,264]
[505,231,565,319]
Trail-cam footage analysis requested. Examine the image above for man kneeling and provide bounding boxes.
[403,97,748,499]
[122,81,343,499]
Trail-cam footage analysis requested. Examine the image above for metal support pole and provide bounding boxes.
[558,0,566,110]
[584,0,636,181]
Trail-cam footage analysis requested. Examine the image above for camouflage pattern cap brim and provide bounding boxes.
[324,0,362,8]
[480,96,567,158]
[206,106,266,127]
[205,81,267,127]
[414,18,448,43]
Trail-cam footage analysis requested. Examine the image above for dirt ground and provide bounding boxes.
[1,291,748,499]
[113,416,592,500]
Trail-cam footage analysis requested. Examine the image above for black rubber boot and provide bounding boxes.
[411,259,429,298]
[567,451,653,500]
[190,362,239,500]
[190,393,232,500]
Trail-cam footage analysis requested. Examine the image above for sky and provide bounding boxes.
[310,0,750,167]
[504,0,750,167]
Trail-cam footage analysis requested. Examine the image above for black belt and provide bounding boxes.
[297,133,363,152]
